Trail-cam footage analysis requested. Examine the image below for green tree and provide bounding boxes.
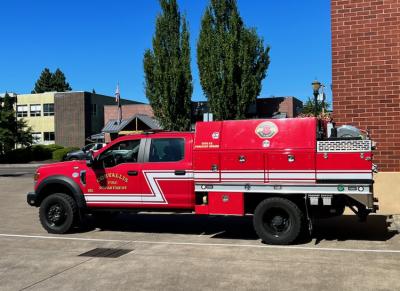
[301,97,330,116]
[51,68,72,92]
[143,0,192,131]
[197,0,270,120]
[32,68,53,93]
[15,119,33,148]
[32,68,72,93]
[0,93,32,153]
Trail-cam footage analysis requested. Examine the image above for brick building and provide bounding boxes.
[53,92,137,147]
[331,0,400,213]
[331,0,400,172]
[191,97,303,123]
[253,97,303,119]
[104,104,154,124]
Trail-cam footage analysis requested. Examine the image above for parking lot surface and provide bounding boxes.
[0,175,399,290]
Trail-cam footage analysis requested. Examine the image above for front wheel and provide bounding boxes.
[253,197,304,245]
[39,193,78,234]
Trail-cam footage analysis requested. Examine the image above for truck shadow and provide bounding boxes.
[92,213,396,244]
[311,215,396,244]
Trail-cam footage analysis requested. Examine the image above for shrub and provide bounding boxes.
[1,148,33,163]
[45,144,64,152]
[52,147,80,161]
[31,145,53,161]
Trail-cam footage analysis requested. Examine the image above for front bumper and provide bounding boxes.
[27,192,37,206]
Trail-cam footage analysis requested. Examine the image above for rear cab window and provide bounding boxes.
[148,138,185,162]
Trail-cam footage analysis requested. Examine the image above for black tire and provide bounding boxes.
[253,197,304,245]
[39,193,78,234]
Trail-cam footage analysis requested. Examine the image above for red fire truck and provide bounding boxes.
[27,117,378,244]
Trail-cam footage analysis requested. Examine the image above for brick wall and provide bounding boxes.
[331,0,400,171]
[104,104,154,125]
[55,92,86,147]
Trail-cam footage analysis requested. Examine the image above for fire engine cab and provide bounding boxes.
[27,117,378,245]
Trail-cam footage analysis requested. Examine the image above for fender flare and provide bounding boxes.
[36,175,87,209]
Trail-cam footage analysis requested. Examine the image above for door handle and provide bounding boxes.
[127,170,138,176]
[174,170,186,176]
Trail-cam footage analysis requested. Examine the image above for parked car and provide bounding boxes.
[64,143,106,161]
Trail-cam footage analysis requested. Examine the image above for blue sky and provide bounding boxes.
[0,0,332,104]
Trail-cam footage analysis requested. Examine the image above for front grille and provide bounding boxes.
[317,140,371,152]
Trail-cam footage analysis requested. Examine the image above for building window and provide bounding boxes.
[17,105,28,117]
[30,104,41,117]
[43,103,54,116]
[91,104,97,116]
[44,132,55,141]
[32,132,42,144]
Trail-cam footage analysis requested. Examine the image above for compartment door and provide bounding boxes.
[220,151,264,183]
[268,150,316,183]
[193,151,220,183]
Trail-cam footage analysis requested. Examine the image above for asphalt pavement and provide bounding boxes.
[0,175,399,290]
[0,164,43,177]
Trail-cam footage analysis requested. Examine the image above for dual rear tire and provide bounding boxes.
[253,197,304,245]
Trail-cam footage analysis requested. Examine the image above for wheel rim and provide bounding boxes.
[46,203,67,227]
[262,207,291,237]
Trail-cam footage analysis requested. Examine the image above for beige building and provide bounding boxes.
[17,92,55,145]
[15,92,139,147]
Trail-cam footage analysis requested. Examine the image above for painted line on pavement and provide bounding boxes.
[1,233,400,254]
[0,233,130,243]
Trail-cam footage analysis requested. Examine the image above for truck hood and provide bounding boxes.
[37,160,86,171]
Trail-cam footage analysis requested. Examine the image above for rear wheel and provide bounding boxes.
[39,193,78,234]
[253,197,303,245]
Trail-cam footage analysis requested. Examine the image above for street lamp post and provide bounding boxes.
[312,80,321,117]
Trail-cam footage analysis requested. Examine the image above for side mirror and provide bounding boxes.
[86,151,95,167]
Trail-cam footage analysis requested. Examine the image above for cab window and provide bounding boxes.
[98,139,140,168]
[149,138,184,162]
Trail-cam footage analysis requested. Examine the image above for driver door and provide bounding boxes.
[83,138,145,208]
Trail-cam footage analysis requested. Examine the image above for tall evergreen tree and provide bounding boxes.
[0,93,32,153]
[32,68,53,93]
[51,68,72,92]
[197,0,270,120]
[0,93,16,152]
[32,68,72,93]
[143,0,192,131]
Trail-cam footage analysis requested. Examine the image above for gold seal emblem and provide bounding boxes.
[255,121,278,139]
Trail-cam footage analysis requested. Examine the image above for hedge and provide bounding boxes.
[0,148,33,163]
[31,145,53,160]
[0,144,80,163]
[52,147,80,162]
